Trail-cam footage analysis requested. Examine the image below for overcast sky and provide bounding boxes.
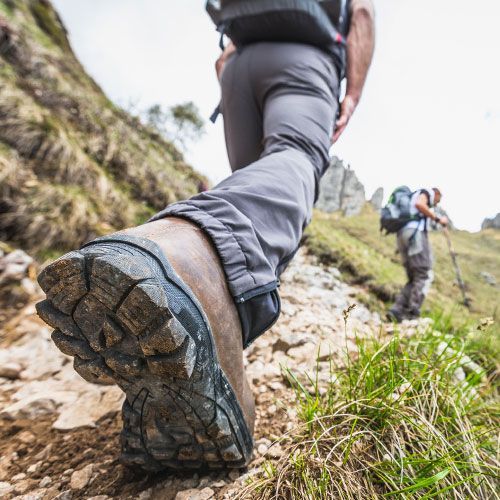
[52,0,500,231]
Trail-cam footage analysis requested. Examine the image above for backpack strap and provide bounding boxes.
[210,103,221,124]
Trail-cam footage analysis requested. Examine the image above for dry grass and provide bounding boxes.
[0,2,205,257]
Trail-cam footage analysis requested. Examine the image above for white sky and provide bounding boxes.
[52,0,500,231]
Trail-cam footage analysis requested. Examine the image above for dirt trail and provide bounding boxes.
[0,249,427,499]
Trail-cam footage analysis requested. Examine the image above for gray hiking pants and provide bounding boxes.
[392,229,434,318]
[151,42,339,345]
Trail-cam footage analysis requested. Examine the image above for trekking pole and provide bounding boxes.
[442,227,471,309]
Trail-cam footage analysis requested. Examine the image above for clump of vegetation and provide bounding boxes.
[29,0,70,51]
[0,0,207,258]
[243,316,499,498]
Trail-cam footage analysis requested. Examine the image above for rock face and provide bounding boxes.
[316,157,366,216]
[482,213,500,230]
[370,187,384,211]
[0,2,205,256]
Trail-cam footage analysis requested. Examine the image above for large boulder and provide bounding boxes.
[482,213,500,230]
[317,157,366,216]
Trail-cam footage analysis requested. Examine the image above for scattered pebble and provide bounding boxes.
[175,487,215,500]
[70,464,94,490]
[0,482,14,496]
[39,476,52,488]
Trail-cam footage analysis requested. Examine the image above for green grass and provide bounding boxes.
[243,318,499,499]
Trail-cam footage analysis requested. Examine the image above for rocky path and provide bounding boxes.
[0,248,425,499]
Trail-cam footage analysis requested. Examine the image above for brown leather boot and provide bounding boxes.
[36,217,255,471]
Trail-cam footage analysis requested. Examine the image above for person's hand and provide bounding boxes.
[438,216,449,227]
[332,94,358,143]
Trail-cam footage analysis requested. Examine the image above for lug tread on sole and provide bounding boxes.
[36,246,250,471]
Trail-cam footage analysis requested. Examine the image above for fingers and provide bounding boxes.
[332,110,350,143]
[332,96,357,143]
[332,122,346,143]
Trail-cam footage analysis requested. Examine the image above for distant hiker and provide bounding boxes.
[386,188,448,322]
[37,0,375,472]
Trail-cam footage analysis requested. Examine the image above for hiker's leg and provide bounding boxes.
[390,233,413,319]
[407,234,433,317]
[392,277,412,318]
[220,51,263,170]
[151,42,338,345]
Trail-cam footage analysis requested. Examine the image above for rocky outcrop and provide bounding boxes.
[482,213,500,230]
[0,2,205,256]
[316,157,366,216]
[370,187,384,211]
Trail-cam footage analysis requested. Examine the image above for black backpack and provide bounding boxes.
[206,0,350,73]
[380,186,423,234]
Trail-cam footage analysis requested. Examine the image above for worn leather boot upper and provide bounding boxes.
[117,217,256,434]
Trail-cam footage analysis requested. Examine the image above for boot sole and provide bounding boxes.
[36,235,253,472]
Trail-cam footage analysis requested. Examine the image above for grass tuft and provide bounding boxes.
[241,318,499,499]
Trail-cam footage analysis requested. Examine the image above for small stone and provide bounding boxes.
[87,496,110,500]
[39,476,52,488]
[287,343,316,363]
[70,464,93,490]
[265,444,284,459]
[44,487,62,500]
[255,438,272,448]
[0,362,23,380]
[27,461,42,474]
[0,482,13,496]
[62,469,74,476]
[17,431,36,445]
[54,490,72,500]
[198,477,211,488]
[210,480,226,488]
[12,473,27,481]
[16,488,47,500]
[269,381,284,391]
[13,479,31,494]
[273,333,306,353]
[257,444,268,455]
[137,488,153,500]
[175,487,215,500]
[34,445,52,461]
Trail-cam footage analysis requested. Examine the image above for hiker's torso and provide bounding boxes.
[404,189,431,232]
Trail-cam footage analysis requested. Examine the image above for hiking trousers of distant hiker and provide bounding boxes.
[391,228,434,318]
[151,42,339,346]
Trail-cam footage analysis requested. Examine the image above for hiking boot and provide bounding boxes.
[36,218,255,471]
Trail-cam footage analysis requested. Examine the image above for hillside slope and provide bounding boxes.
[306,206,500,320]
[0,0,204,257]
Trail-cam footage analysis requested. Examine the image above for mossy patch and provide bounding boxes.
[29,0,70,51]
